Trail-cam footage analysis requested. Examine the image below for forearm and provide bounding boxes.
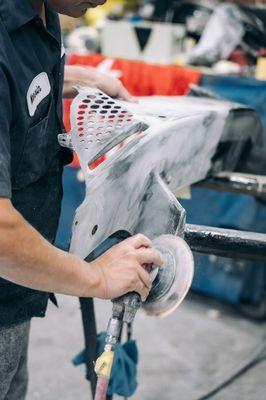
[0,204,100,297]
[0,199,160,302]
[63,65,135,101]
[63,65,97,98]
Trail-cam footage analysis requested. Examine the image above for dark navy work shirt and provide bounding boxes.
[0,0,72,327]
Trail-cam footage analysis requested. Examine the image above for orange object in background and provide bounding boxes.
[63,53,201,167]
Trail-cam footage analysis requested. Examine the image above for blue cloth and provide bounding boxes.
[72,332,139,398]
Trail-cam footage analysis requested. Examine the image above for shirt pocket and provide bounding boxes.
[13,113,50,190]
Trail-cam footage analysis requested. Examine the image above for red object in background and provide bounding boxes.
[68,53,201,97]
[229,50,249,67]
[259,49,266,57]
[64,53,201,167]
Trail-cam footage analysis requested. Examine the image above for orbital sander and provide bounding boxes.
[94,234,194,400]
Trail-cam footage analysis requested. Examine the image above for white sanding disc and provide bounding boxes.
[142,235,194,317]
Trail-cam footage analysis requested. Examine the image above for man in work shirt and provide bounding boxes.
[0,1,162,399]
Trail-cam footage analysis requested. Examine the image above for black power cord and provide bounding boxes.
[197,340,266,400]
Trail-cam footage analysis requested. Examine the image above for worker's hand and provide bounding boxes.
[90,234,162,301]
[63,65,136,102]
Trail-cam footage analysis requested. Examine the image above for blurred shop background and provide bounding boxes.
[57,0,266,319]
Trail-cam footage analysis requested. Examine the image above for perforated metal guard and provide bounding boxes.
[58,87,148,174]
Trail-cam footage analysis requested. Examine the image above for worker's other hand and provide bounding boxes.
[90,234,162,301]
[63,65,136,102]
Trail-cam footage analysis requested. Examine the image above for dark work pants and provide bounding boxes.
[0,321,30,400]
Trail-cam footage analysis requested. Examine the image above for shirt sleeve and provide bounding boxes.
[0,64,12,198]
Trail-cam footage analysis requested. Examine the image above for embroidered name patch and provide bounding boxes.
[27,72,51,117]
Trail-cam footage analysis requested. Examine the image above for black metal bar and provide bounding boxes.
[79,297,98,398]
[195,172,266,199]
[184,224,266,261]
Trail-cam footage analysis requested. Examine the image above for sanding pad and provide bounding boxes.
[142,235,194,317]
